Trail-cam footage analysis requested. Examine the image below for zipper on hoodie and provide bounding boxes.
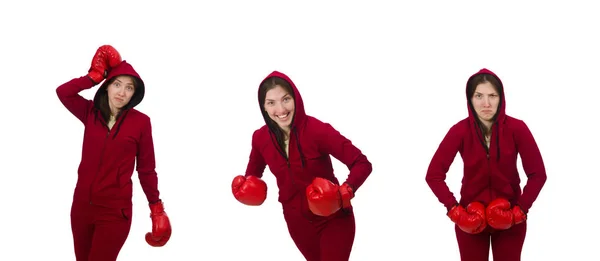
[271,130,292,184]
[484,130,492,202]
[280,134,292,183]
[89,119,114,205]
[476,122,493,204]
[274,129,314,223]
[487,151,492,202]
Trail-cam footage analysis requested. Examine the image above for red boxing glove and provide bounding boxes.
[306,177,342,216]
[486,198,527,230]
[448,202,487,234]
[512,205,527,225]
[145,200,171,247]
[232,175,267,206]
[87,45,122,84]
[339,183,354,209]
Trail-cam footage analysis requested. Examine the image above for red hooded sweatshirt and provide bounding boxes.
[244,71,373,205]
[426,68,547,213]
[56,61,160,209]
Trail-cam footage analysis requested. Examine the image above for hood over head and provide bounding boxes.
[257,71,310,168]
[92,60,145,140]
[465,68,506,159]
[93,60,145,111]
[258,71,307,130]
[466,68,506,124]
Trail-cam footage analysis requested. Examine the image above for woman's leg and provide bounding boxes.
[283,205,321,261]
[319,210,356,261]
[87,206,133,261]
[455,225,491,261]
[71,202,94,261]
[491,221,527,261]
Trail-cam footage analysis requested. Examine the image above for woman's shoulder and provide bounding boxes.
[301,116,339,135]
[251,124,270,139]
[503,115,525,124]
[125,109,151,123]
[501,115,530,132]
[447,117,470,134]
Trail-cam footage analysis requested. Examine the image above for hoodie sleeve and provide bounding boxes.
[317,123,372,192]
[136,116,160,203]
[56,76,96,123]
[514,120,547,213]
[426,123,462,211]
[244,129,267,178]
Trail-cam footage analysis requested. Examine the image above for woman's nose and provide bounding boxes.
[276,103,286,112]
[483,98,491,107]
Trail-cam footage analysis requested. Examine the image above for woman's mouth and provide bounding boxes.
[277,112,290,120]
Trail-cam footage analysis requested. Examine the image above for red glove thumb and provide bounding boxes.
[339,183,354,209]
[145,200,172,247]
[512,205,527,225]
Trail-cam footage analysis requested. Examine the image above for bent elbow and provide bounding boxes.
[425,172,444,186]
[364,159,373,174]
[539,171,548,184]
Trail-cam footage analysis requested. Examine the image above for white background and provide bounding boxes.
[1,0,598,260]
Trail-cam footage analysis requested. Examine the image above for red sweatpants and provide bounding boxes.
[455,221,527,261]
[70,202,132,261]
[282,200,356,261]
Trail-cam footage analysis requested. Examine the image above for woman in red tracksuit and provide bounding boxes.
[231,71,373,261]
[56,45,172,261]
[426,68,547,261]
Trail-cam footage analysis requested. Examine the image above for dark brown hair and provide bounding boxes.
[466,73,503,138]
[96,75,140,123]
[258,76,295,154]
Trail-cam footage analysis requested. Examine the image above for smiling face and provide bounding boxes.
[264,85,295,132]
[471,81,500,125]
[107,75,135,114]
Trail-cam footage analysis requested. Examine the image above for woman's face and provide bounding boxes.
[471,81,500,124]
[264,85,295,131]
[107,75,135,112]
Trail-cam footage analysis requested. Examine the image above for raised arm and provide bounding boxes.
[56,45,122,124]
[56,76,96,123]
